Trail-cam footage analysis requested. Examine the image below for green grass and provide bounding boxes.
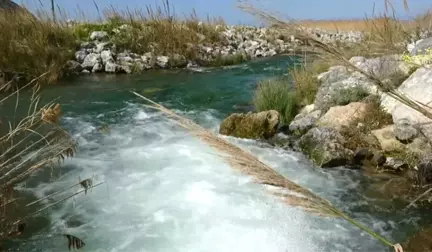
[253,77,297,124]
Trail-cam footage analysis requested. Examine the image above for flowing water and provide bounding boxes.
[11,56,425,252]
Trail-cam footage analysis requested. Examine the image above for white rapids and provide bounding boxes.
[20,102,393,252]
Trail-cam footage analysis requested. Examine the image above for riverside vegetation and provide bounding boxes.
[2,0,432,251]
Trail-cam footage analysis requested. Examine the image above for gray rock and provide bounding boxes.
[170,54,187,68]
[299,127,354,168]
[80,42,95,49]
[75,50,88,63]
[92,62,103,73]
[81,53,101,70]
[381,67,432,141]
[100,50,114,64]
[90,31,108,41]
[81,69,90,74]
[410,37,432,56]
[289,110,321,135]
[383,157,408,171]
[105,61,118,73]
[65,60,82,73]
[156,56,170,68]
[394,118,418,142]
[95,42,111,53]
[349,55,411,80]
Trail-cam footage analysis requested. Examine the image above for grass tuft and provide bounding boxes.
[253,78,297,125]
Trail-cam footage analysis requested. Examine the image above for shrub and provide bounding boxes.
[253,78,297,124]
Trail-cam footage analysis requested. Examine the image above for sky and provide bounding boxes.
[18,0,432,25]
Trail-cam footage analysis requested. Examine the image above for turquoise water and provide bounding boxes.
[9,56,425,252]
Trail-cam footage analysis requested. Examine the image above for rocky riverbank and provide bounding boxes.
[68,24,366,74]
[220,36,432,204]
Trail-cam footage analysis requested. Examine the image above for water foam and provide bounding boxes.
[21,105,389,252]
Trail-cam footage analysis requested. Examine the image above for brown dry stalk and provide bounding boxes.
[132,91,402,251]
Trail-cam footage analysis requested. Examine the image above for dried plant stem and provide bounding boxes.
[131,91,401,251]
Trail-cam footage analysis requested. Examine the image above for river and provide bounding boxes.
[11,56,425,251]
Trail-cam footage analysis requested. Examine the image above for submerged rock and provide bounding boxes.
[299,127,353,168]
[219,110,280,139]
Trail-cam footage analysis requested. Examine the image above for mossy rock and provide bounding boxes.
[219,110,280,139]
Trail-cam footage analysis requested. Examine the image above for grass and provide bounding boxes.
[289,59,331,107]
[0,9,77,91]
[253,77,297,125]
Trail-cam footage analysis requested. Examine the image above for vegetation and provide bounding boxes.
[0,9,77,91]
[253,78,297,124]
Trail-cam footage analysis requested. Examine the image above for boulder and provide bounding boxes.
[382,157,408,172]
[352,148,386,169]
[299,127,354,168]
[371,125,405,153]
[318,102,368,131]
[105,61,118,73]
[219,110,280,139]
[81,53,101,70]
[92,62,103,73]
[349,55,411,80]
[65,60,82,73]
[100,50,114,65]
[90,31,108,41]
[95,42,112,53]
[410,37,432,56]
[394,118,418,142]
[381,67,432,142]
[289,110,321,135]
[156,56,170,68]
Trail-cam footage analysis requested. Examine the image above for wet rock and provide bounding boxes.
[90,31,108,41]
[394,118,418,143]
[81,53,101,70]
[170,54,187,68]
[371,125,405,152]
[219,110,280,139]
[352,148,386,167]
[417,158,432,186]
[65,60,82,73]
[289,110,321,135]
[318,102,368,131]
[299,127,354,168]
[404,227,432,252]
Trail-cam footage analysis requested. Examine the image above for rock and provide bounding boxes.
[381,67,432,142]
[100,50,114,64]
[404,227,432,252]
[371,125,405,152]
[382,157,408,172]
[394,118,418,142]
[299,104,315,115]
[219,110,280,139]
[156,56,170,68]
[118,64,132,74]
[65,60,82,73]
[299,127,354,168]
[170,54,187,68]
[75,50,88,63]
[349,54,411,80]
[289,110,321,135]
[90,31,108,41]
[417,158,432,186]
[352,148,386,168]
[92,62,103,73]
[80,42,95,49]
[81,69,90,74]
[81,53,101,70]
[318,102,368,131]
[315,66,375,111]
[410,37,432,56]
[105,61,118,73]
[95,42,111,53]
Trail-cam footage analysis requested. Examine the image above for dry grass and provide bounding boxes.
[0,79,101,250]
[0,9,77,91]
